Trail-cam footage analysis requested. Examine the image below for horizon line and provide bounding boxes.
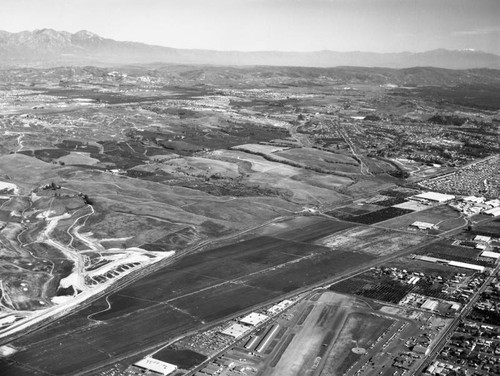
[0,28,497,56]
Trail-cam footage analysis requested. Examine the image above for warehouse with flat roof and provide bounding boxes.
[239,312,269,326]
[220,323,249,338]
[412,192,455,203]
[134,358,177,376]
[421,299,439,311]
[481,251,500,259]
[485,207,500,217]
[448,261,485,273]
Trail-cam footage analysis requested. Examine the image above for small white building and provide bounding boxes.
[410,221,435,230]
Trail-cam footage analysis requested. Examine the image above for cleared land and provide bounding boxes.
[316,226,428,256]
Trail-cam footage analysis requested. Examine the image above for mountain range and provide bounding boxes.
[1,29,500,69]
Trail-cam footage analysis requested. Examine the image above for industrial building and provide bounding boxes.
[414,255,486,272]
[481,251,500,259]
[133,358,177,376]
[255,324,280,353]
[239,312,268,326]
[421,299,439,311]
[463,196,485,204]
[484,207,500,217]
[474,235,491,243]
[448,261,485,273]
[220,323,249,338]
[267,300,293,315]
[412,192,455,203]
[244,335,260,350]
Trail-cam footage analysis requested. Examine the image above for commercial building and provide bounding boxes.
[239,312,269,326]
[412,192,455,203]
[134,358,177,376]
[448,261,485,273]
[463,196,485,204]
[421,299,439,311]
[484,207,500,217]
[267,300,293,315]
[220,323,249,338]
[481,251,500,260]
[474,235,491,243]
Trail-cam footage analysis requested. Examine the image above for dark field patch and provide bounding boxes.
[245,251,374,293]
[153,348,207,369]
[43,89,170,104]
[136,122,290,155]
[412,84,500,111]
[55,140,100,153]
[101,236,326,306]
[19,148,70,162]
[330,273,413,304]
[343,207,413,225]
[91,294,157,321]
[471,220,500,238]
[76,305,199,355]
[326,204,383,219]
[272,219,356,243]
[171,284,280,322]
[113,270,223,304]
[5,335,111,376]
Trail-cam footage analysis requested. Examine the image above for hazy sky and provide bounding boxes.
[1,0,499,53]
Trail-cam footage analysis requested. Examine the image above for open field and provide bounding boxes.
[316,226,428,256]
[470,218,500,237]
[379,204,467,233]
[0,217,385,375]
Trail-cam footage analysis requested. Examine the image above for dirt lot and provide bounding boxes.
[316,226,427,256]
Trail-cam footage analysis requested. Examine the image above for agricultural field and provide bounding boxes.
[335,206,413,225]
[470,218,500,238]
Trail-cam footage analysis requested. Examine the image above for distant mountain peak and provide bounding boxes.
[73,30,101,39]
